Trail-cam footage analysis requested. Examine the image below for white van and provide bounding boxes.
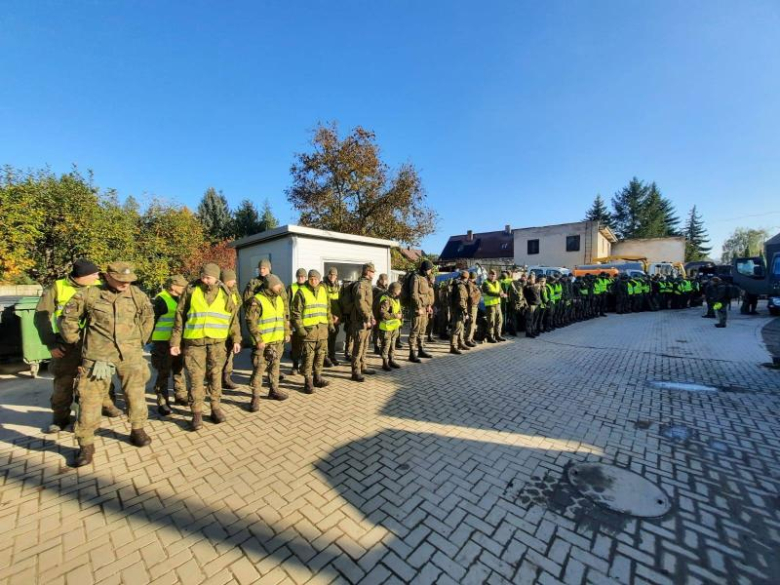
[527,266,571,278]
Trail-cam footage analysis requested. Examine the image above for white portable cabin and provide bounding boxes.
[232,224,397,289]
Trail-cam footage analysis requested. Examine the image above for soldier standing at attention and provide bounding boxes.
[245,274,290,410]
[242,259,273,303]
[482,269,506,343]
[35,259,121,433]
[372,273,389,354]
[449,270,470,354]
[524,273,541,338]
[465,271,481,347]
[60,262,154,467]
[291,269,332,394]
[150,274,189,416]
[323,267,342,367]
[287,268,308,374]
[220,269,242,390]
[408,260,434,363]
[378,282,403,371]
[170,263,242,431]
[350,263,376,382]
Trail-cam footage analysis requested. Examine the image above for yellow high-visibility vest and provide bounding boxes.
[483,281,501,306]
[151,290,178,341]
[253,293,285,343]
[300,286,328,327]
[378,295,401,331]
[183,287,231,340]
[53,278,101,333]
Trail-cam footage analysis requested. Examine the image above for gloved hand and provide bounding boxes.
[90,360,116,381]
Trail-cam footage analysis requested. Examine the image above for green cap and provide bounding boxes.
[202,263,221,279]
[296,268,307,278]
[106,261,137,283]
[363,262,376,273]
[168,274,188,288]
[308,269,322,279]
[220,269,237,282]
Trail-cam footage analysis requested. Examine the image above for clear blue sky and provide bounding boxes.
[2,1,779,259]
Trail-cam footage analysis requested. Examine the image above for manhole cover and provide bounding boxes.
[568,463,671,518]
[651,381,717,393]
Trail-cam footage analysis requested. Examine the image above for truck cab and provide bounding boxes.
[732,253,780,315]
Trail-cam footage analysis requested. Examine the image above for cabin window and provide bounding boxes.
[527,239,540,255]
[566,235,580,252]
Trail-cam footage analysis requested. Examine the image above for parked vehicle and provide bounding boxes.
[527,266,571,278]
[732,235,780,315]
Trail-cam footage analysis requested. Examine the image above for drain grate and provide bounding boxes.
[568,463,671,518]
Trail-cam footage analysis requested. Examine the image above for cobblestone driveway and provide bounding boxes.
[1,307,779,584]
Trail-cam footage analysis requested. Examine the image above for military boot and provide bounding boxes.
[191,412,203,431]
[130,428,152,447]
[351,371,365,382]
[223,376,239,390]
[211,407,227,424]
[74,444,95,467]
[395,339,404,349]
[102,404,122,418]
[373,344,381,355]
[408,350,421,363]
[450,347,463,355]
[382,359,392,372]
[269,387,288,401]
[314,377,330,388]
[389,360,401,369]
[156,391,172,416]
[46,415,71,434]
[329,355,340,366]
[427,333,435,343]
[458,343,471,351]
[323,357,334,368]
[418,348,433,359]
[248,395,261,412]
[289,361,300,376]
[496,336,507,342]
[363,368,376,375]
[174,393,189,406]
[303,378,316,394]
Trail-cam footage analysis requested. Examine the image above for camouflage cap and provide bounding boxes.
[265,274,283,289]
[328,267,338,276]
[201,263,221,279]
[363,262,376,273]
[378,272,388,280]
[296,268,307,278]
[220,268,237,282]
[308,269,322,279]
[258,259,272,270]
[106,261,137,283]
[168,274,189,288]
[389,282,402,293]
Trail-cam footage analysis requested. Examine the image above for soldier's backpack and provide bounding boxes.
[400,271,416,307]
[339,281,360,317]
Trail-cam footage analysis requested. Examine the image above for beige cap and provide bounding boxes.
[201,263,221,279]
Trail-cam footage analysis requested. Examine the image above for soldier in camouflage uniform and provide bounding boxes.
[35,259,121,433]
[220,269,242,389]
[372,273,389,354]
[465,271,481,346]
[170,263,242,431]
[290,269,333,394]
[242,259,273,303]
[245,274,290,411]
[323,267,342,367]
[150,274,189,416]
[60,262,155,467]
[377,282,403,371]
[409,260,434,362]
[482,270,506,342]
[350,263,376,382]
[449,271,470,354]
[287,268,308,374]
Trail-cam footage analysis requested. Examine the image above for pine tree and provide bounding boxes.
[655,185,681,236]
[232,199,262,238]
[259,199,279,232]
[611,177,648,240]
[683,205,711,261]
[197,187,233,242]
[584,194,612,227]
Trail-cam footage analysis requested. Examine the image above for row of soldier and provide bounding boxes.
[36,257,729,467]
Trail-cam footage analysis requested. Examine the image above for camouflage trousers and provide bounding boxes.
[250,342,283,396]
[350,324,371,374]
[379,328,399,362]
[302,337,326,380]
[74,358,149,446]
[222,340,235,381]
[151,341,186,401]
[327,323,341,360]
[525,305,538,336]
[184,343,227,414]
[486,305,502,339]
[409,312,429,351]
[50,344,115,421]
[466,306,479,343]
[450,310,466,348]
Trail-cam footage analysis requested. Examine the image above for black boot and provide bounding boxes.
[222,377,238,390]
[191,412,203,431]
[418,348,433,359]
[323,357,333,368]
[314,377,330,388]
[450,347,463,355]
[269,388,288,401]
[248,396,261,412]
[389,360,402,369]
[210,408,227,424]
[382,359,392,372]
[156,392,172,416]
[351,371,365,382]
[74,444,95,467]
[303,378,316,394]
[409,350,421,363]
[130,428,152,447]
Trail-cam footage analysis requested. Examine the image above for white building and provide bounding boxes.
[232,225,397,286]
[513,221,617,269]
[612,237,686,264]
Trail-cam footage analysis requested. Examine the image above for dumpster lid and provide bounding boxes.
[13,296,42,310]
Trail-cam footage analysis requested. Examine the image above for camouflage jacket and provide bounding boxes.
[352,277,374,324]
[245,289,291,345]
[60,284,154,362]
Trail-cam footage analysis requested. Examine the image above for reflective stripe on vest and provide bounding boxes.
[301,286,329,326]
[254,293,285,343]
[152,290,178,341]
[484,281,501,306]
[53,278,101,333]
[378,295,401,331]
[183,287,231,340]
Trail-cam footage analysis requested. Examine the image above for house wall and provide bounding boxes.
[514,221,609,268]
[612,237,686,264]
[292,236,391,283]
[237,237,294,290]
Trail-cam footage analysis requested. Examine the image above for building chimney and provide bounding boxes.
[504,224,511,234]
[467,230,473,241]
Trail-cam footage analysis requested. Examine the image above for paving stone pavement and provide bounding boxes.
[1,306,779,585]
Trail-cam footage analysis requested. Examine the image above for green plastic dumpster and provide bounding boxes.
[13,296,51,377]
